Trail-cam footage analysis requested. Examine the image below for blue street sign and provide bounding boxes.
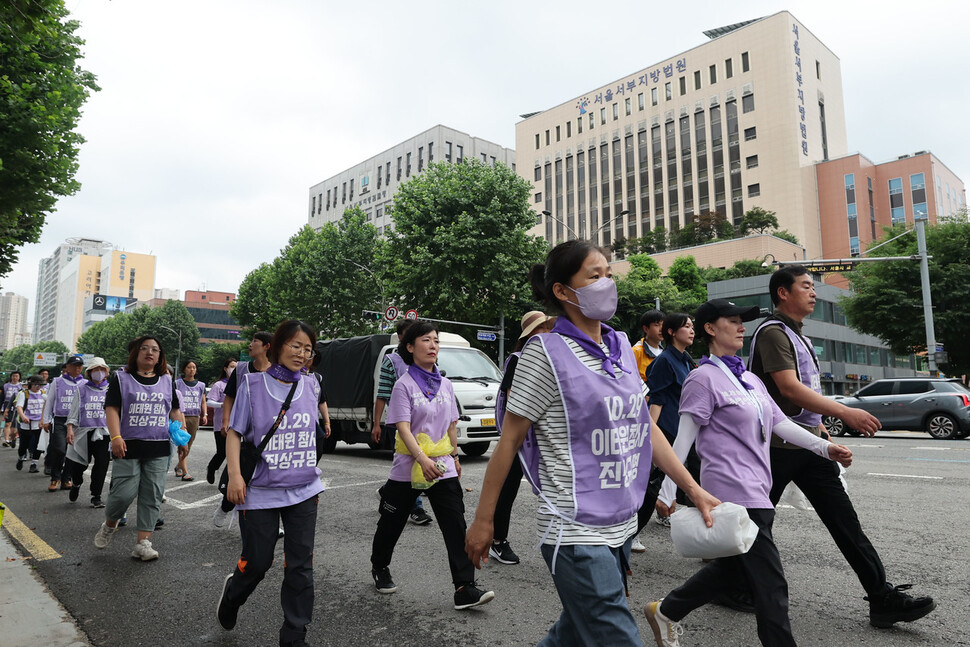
[476,331,497,342]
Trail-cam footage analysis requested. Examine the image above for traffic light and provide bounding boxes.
[362,310,382,321]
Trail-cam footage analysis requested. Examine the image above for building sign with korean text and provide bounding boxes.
[577,58,688,115]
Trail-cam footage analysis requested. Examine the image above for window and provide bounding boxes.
[406,152,411,177]
[556,125,561,142]
[418,146,423,172]
[816,60,821,80]
[651,87,658,106]
[446,141,453,162]
[857,380,894,397]
[534,192,542,203]
[545,130,550,146]
[490,155,496,166]
[534,166,541,181]
[566,120,572,137]
[911,173,927,219]
[456,144,463,163]
[694,70,701,90]
[589,113,594,129]
[743,126,757,141]
[396,157,402,181]
[746,154,758,169]
[899,380,931,395]
[741,51,749,72]
[428,142,433,163]
[709,64,717,84]
[600,107,606,125]
[725,58,733,79]
[535,133,540,149]
[747,183,760,197]
[742,93,755,113]
[349,178,354,200]
[311,195,315,215]
[612,103,618,120]
[679,76,686,96]
[578,117,583,134]
[664,82,672,101]
[481,152,487,162]
[377,171,382,190]
[889,177,904,223]
[342,181,347,203]
[638,92,644,111]
[625,97,631,115]
[326,189,331,209]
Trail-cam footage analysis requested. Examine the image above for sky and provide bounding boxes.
[4,0,968,325]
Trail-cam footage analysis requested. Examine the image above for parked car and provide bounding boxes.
[822,378,970,440]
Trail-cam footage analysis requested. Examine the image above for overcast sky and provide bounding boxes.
[4,0,968,324]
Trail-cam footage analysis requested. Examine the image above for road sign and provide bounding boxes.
[384,306,399,322]
[34,352,58,366]
[802,261,857,273]
[405,309,418,321]
[476,331,497,342]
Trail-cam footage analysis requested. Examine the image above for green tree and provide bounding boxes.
[773,230,799,245]
[670,224,698,249]
[667,255,707,310]
[232,209,386,339]
[738,207,780,236]
[612,237,628,259]
[841,221,970,381]
[198,342,245,385]
[76,300,200,368]
[384,161,548,340]
[613,254,679,336]
[0,340,70,376]
[0,1,100,283]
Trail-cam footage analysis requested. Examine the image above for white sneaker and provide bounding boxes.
[645,600,684,647]
[213,506,231,528]
[131,538,159,561]
[631,536,647,553]
[654,514,671,528]
[93,522,116,549]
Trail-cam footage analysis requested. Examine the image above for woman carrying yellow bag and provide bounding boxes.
[370,321,495,610]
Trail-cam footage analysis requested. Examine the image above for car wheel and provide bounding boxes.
[461,441,491,457]
[822,415,846,437]
[926,413,958,440]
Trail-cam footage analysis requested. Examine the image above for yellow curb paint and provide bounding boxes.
[1,507,61,561]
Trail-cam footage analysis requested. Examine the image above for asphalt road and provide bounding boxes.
[1,430,968,647]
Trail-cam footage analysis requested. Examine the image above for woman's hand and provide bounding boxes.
[655,500,675,518]
[227,474,247,505]
[454,455,461,479]
[418,455,444,482]
[111,436,126,458]
[66,429,74,445]
[465,518,494,568]
[827,443,853,468]
[685,485,721,528]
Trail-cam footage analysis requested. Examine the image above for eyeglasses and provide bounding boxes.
[139,346,161,354]
[286,342,316,359]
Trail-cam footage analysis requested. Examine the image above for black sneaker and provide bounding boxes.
[866,583,936,628]
[372,567,397,594]
[28,463,38,473]
[69,485,80,502]
[91,496,105,508]
[409,509,432,526]
[489,540,520,565]
[454,583,495,610]
[155,518,164,529]
[16,458,23,471]
[216,573,238,630]
[207,464,216,485]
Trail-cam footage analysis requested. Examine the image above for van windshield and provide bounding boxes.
[437,348,502,382]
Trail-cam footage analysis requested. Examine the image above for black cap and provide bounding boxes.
[694,299,761,332]
[66,355,84,366]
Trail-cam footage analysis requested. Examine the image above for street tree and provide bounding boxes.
[383,160,548,337]
[0,0,100,284]
[841,221,970,381]
[198,342,245,385]
[76,300,200,367]
[0,340,71,376]
[738,207,780,236]
[667,255,707,309]
[613,254,679,336]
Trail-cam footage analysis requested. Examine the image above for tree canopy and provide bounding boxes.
[0,0,99,284]
[841,220,970,380]
[0,340,70,377]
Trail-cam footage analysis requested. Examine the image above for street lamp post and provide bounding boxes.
[158,324,183,374]
[541,209,630,247]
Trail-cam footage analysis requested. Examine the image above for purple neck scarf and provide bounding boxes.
[65,374,84,384]
[90,379,108,389]
[700,354,755,390]
[551,317,631,377]
[266,363,302,383]
[408,363,442,401]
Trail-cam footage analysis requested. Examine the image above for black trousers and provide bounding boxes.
[67,433,110,498]
[208,430,227,475]
[769,446,887,596]
[371,478,475,588]
[493,456,523,541]
[635,445,701,534]
[661,509,796,647]
[47,417,69,481]
[226,495,318,645]
[18,426,41,460]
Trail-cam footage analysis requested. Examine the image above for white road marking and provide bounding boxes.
[866,472,943,480]
[164,493,224,510]
[164,479,209,493]
[912,446,951,451]
[323,479,387,491]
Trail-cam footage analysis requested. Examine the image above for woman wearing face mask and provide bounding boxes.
[644,299,853,647]
[466,240,719,647]
[65,358,111,507]
[206,358,237,485]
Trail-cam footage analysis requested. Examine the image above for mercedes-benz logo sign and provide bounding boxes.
[94,296,105,306]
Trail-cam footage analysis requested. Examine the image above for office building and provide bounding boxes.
[34,238,113,343]
[308,125,515,235]
[140,290,240,344]
[0,292,29,351]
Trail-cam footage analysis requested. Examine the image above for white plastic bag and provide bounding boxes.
[777,483,814,511]
[36,428,49,453]
[669,502,759,559]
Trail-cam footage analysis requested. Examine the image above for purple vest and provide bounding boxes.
[24,391,45,421]
[749,318,822,427]
[78,382,108,428]
[117,372,173,441]
[176,378,206,416]
[3,382,20,405]
[388,352,408,380]
[243,373,321,490]
[521,332,654,527]
[52,375,83,417]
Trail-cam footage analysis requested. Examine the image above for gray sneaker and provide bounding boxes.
[94,522,116,549]
[131,538,159,561]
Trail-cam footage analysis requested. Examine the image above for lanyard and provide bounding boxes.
[707,355,767,442]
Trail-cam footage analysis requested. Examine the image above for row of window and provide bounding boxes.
[845,172,929,254]
[536,53,753,150]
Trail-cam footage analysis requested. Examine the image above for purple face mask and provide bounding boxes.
[564,276,618,321]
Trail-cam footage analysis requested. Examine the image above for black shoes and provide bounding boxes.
[866,583,936,628]
[207,464,216,485]
[69,485,80,502]
[409,509,433,525]
[16,458,23,471]
[372,567,397,594]
[454,583,495,610]
[90,496,104,508]
[488,539,520,565]
[28,463,38,473]
[217,574,239,630]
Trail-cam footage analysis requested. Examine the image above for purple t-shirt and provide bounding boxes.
[678,364,786,508]
[386,373,460,483]
[229,373,324,510]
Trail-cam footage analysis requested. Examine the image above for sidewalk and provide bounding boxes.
[0,524,92,647]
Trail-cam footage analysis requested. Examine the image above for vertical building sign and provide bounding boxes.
[792,23,808,157]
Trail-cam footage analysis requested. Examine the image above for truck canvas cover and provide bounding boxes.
[316,334,392,409]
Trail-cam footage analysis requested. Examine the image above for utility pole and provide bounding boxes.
[915,218,938,375]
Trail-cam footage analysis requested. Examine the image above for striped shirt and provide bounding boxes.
[506,335,649,547]
[376,356,397,401]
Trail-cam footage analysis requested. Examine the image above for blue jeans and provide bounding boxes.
[538,539,642,647]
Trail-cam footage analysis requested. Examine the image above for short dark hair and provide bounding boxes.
[125,335,168,375]
[529,240,610,314]
[252,331,273,346]
[8,371,20,381]
[397,321,439,365]
[395,320,414,337]
[661,313,692,345]
[638,310,665,330]
[268,320,317,364]
[769,265,810,306]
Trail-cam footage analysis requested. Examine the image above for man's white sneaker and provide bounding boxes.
[213,506,231,528]
[645,600,684,647]
[631,536,647,553]
[93,522,116,549]
[131,538,159,561]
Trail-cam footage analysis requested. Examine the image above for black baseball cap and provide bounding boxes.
[694,299,761,332]
[66,355,84,366]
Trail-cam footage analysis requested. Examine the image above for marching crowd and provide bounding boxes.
[1,241,938,647]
